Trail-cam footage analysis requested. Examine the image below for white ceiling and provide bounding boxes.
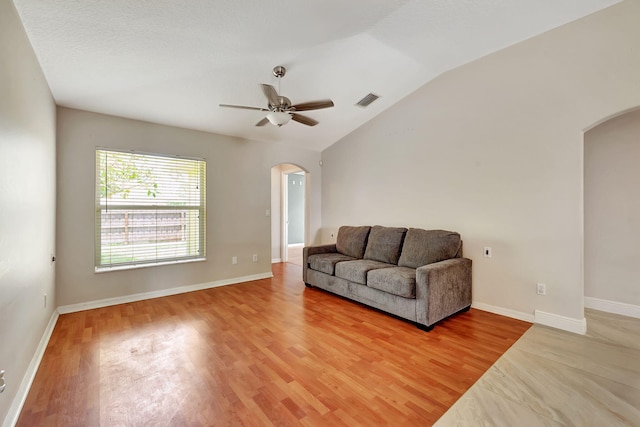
[13,0,620,151]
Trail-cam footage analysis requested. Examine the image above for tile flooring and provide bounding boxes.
[287,243,303,266]
[435,309,640,426]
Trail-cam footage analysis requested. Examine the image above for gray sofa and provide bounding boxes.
[303,225,472,330]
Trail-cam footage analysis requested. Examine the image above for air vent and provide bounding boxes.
[355,93,380,108]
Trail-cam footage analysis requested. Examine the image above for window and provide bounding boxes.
[95,149,206,270]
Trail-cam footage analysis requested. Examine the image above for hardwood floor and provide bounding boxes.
[18,263,530,426]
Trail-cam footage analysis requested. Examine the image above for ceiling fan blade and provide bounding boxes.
[260,84,279,106]
[255,117,269,127]
[291,100,334,111]
[291,113,318,127]
[219,104,268,112]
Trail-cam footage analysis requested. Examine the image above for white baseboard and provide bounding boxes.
[584,297,640,319]
[58,272,274,314]
[4,310,59,427]
[472,301,534,323]
[473,302,589,335]
[271,258,282,263]
[534,310,587,335]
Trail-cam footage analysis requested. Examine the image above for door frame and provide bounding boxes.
[271,163,308,264]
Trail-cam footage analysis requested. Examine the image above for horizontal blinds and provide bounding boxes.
[95,149,206,269]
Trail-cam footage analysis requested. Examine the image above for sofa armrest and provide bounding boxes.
[302,244,337,283]
[415,258,472,327]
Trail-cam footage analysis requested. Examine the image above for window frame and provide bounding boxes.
[95,148,206,272]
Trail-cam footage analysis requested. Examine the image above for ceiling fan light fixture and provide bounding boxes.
[267,111,291,126]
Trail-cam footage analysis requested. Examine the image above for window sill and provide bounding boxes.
[95,257,206,273]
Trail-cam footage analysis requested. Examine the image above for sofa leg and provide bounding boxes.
[304,282,313,288]
[417,324,434,332]
[462,305,471,312]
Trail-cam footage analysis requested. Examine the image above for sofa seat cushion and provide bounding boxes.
[398,228,462,268]
[367,267,416,299]
[336,226,371,258]
[308,253,356,275]
[335,259,393,285]
[363,225,407,264]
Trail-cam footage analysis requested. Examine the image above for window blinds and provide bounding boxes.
[95,149,206,270]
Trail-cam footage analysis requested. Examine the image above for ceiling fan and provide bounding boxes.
[219,66,334,127]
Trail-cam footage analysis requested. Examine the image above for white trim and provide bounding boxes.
[472,301,534,323]
[4,311,59,427]
[95,256,205,273]
[58,272,273,314]
[95,146,205,162]
[271,258,282,263]
[281,170,289,263]
[472,302,589,335]
[534,310,587,335]
[584,297,640,319]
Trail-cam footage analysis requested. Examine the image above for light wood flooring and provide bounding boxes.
[287,244,303,266]
[17,263,530,426]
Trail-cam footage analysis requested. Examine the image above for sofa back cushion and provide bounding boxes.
[363,226,408,264]
[336,226,371,258]
[397,229,462,268]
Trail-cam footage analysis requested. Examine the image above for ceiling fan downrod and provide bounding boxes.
[273,66,286,109]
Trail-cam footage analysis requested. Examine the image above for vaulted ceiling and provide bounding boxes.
[13,0,620,151]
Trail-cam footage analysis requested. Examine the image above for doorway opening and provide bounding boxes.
[270,164,309,266]
[583,107,640,317]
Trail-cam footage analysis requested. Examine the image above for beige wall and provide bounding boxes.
[584,108,640,306]
[56,107,321,307]
[0,0,57,423]
[321,0,640,322]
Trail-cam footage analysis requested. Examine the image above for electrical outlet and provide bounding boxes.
[483,247,492,258]
[252,254,258,262]
[232,256,238,265]
[536,283,547,295]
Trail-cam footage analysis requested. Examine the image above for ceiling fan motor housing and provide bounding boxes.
[272,96,292,111]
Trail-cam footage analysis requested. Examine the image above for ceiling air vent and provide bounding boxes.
[355,93,380,108]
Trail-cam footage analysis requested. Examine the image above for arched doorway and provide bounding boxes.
[583,107,640,318]
[270,163,309,266]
